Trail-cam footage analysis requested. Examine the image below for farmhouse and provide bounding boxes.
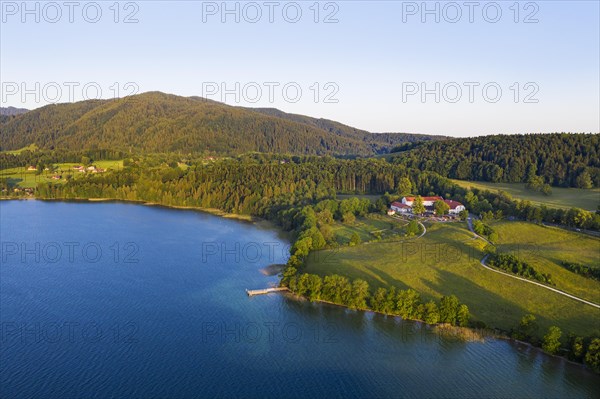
[444,199,466,215]
[390,196,465,216]
[390,201,411,214]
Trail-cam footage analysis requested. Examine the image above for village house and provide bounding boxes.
[390,201,411,214]
[444,199,466,215]
[27,166,37,171]
[73,165,86,173]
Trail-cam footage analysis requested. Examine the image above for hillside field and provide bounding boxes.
[0,160,123,189]
[304,220,600,338]
[451,179,599,211]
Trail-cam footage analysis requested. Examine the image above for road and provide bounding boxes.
[388,214,426,238]
[479,255,600,309]
[468,215,600,309]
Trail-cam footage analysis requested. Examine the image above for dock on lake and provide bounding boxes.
[246,287,289,296]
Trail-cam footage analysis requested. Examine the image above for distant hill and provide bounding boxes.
[0,92,445,156]
[0,107,28,116]
[389,133,600,188]
[248,108,447,146]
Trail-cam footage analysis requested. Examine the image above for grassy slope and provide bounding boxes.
[1,144,39,154]
[331,215,407,245]
[491,221,600,303]
[0,160,123,188]
[304,220,600,337]
[451,179,600,211]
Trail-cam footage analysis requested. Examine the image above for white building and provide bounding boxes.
[390,196,466,216]
[402,196,444,207]
[390,201,411,213]
[444,200,466,215]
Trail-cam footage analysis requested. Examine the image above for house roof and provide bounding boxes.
[391,202,410,209]
[443,199,464,209]
[404,196,443,202]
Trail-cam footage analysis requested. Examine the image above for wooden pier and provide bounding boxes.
[246,287,289,296]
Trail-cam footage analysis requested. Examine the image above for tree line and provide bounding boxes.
[512,313,600,373]
[487,253,553,285]
[281,268,470,327]
[391,133,600,188]
[561,261,600,281]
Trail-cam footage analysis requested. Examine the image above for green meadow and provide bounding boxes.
[491,221,600,303]
[451,179,599,211]
[329,214,410,245]
[1,143,39,154]
[305,220,600,338]
[0,160,124,189]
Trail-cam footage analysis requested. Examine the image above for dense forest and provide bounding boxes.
[249,107,447,146]
[19,153,598,231]
[0,106,29,116]
[0,92,443,156]
[390,133,600,188]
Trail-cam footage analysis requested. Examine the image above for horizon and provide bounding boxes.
[1,1,599,137]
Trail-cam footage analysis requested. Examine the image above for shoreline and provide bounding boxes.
[280,290,596,371]
[281,290,493,342]
[2,196,261,224]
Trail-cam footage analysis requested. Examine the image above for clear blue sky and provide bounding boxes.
[1,1,598,136]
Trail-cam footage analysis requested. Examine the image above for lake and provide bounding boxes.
[1,200,598,398]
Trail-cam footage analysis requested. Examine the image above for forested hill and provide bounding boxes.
[389,133,600,188]
[249,107,447,145]
[0,92,443,156]
[0,106,29,116]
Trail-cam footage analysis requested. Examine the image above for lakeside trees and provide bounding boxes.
[282,272,471,328]
[542,326,562,354]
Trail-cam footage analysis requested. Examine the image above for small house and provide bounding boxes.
[444,199,466,215]
[391,201,411,214]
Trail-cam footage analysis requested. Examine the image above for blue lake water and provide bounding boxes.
[1,200,598,398]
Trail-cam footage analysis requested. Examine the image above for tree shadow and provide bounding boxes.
[421,268,529,330]
[364,265,410,291]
